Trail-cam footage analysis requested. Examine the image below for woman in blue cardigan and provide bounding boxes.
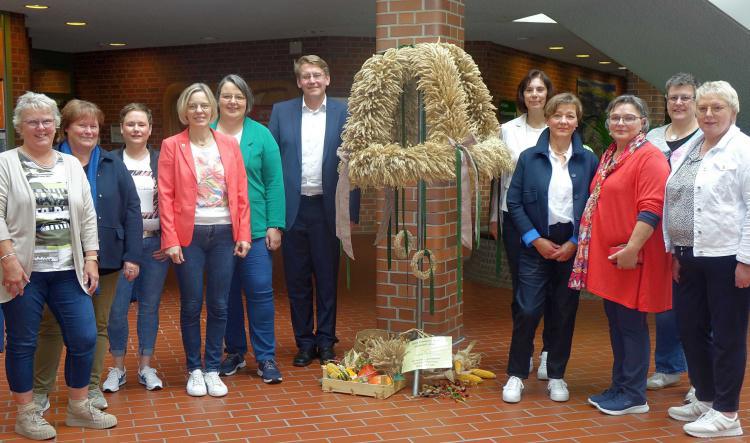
[33,99,142,414]
[502,93,599,404]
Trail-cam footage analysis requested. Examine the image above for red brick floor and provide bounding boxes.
[1,252,749,441]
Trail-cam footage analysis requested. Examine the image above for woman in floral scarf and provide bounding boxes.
[571,95,671,416]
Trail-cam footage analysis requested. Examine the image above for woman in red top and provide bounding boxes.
[158,83,251,398]
[569,95,671,415]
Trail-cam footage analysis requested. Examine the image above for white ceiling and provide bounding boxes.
[1,0,627,75]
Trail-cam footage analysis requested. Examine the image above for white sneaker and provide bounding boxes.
[186,369,207,396]
[547,378,569,402]
[684,386,697,404]
[502,376,524,403]
[537,351,548,380]
[204,371,228,397]
[138,366,163,391]
[683,408,743,438]
[32,392,50,415]
[646,372,680,390]
[668,400,711,422]
[102,367,126,393]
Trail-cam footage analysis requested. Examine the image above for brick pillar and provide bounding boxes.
[626,72,666,127]
[374,0,465,338]
[376,0,464,52]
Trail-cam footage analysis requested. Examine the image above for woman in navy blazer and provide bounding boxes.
[502,93,599,404]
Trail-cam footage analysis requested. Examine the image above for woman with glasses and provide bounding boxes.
[662,81,750,438]
[571,95,672,415]
[34,99,142,418]
[211,74,285,384]
[644,73,702,400]
[0,92,114,440]
[159,83,251,397]
[502,93,598,404]
[490,69,557,379]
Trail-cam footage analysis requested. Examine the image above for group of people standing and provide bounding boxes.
[0,54,358,440]
[496,69,750,439]
[0,54,747,441]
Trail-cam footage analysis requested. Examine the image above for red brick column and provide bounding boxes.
[376,0,464,52]
[627,72,666,127]
[374,0,464,338]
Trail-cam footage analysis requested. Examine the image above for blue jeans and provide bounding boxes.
[653,283,687,374]
[224,237,276,362]
[0,307,4,352]
[108,235,170,357]
[2,270,96,392]
[604,299,650,404]
[174,224,236,372]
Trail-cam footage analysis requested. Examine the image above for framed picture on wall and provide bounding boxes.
[577,79,616,154]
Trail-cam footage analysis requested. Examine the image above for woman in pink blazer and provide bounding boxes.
[158,83,250,398]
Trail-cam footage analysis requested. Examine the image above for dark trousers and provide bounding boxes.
[504,212,552,354]
[673,248,750,412]
[604,299,649,404]
[507,223,579,379]
[282,196,340,351]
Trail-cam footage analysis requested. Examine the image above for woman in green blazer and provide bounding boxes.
[212,74,286,384]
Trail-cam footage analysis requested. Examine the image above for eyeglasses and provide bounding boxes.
[220,94,246,102]
[697,104,728,115]
[187,103,211,112]
[24,119,56,128]
[608,114,642,124]
[300,72,325,81]
[667,95,694,103]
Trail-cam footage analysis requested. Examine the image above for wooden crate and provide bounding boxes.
[321,367,407,399]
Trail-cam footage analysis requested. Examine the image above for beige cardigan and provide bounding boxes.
[0,148,99,303]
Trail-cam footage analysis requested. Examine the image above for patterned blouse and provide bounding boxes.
[666,142,703,247]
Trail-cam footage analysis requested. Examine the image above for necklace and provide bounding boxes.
[191,135,212,147]
[20,147,56,168]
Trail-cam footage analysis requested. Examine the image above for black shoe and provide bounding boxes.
[293,348,317,367]
[319,347,335,364]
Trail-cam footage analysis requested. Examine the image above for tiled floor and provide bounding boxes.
[0,243,748,442]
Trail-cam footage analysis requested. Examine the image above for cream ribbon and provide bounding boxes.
[335,160,355,260]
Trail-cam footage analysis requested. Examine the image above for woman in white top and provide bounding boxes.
[663,81,750,438]
[491,69,555,379]
[103,103,171,393]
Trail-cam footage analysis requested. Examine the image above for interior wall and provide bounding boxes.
[33,37,633,233]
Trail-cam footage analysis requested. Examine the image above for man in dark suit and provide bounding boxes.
[269,55,360,366]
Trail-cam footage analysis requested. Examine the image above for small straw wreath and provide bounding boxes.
[393,229,415,259]
[410,249,435,280]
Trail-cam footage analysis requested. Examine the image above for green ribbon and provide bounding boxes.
[455,147,463,303]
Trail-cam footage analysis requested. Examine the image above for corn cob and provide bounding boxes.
[470,368,497,379]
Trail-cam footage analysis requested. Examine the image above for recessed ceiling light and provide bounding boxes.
[201,36,216,41]
[513,13,556,23]
[109,42,126,47]
[575,54,590,58]
[548,46,564,50]
[65,21,87,26]
[517,36,529,41]
[25,4,48,9]
[618,66,627,70]
[598,61,612,64]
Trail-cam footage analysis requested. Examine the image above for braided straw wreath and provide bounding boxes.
[339,42,513,189]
